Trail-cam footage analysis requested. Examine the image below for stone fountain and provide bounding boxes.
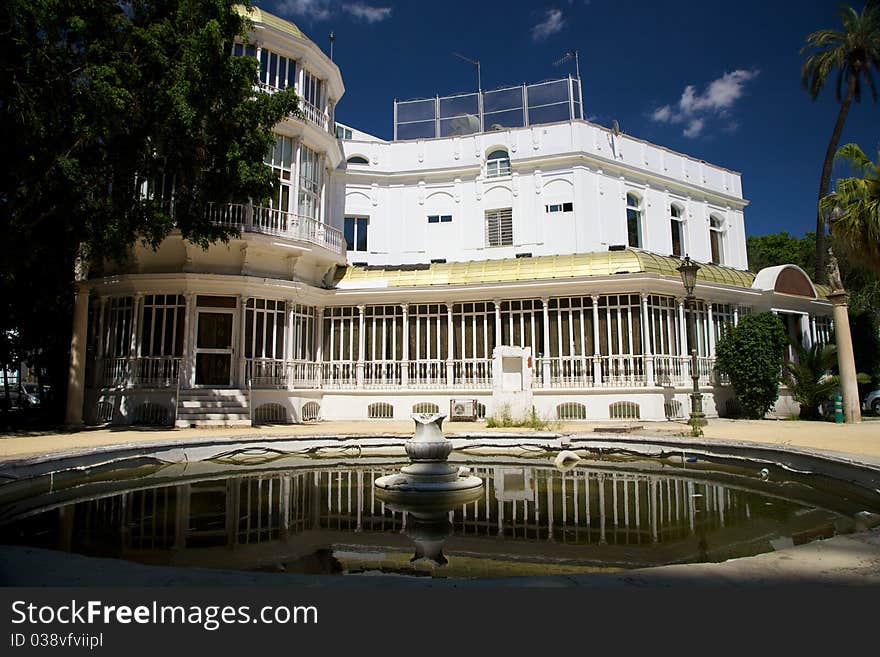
[374,412,483,567]
[374,412,484,504]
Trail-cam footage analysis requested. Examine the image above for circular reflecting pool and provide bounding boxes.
[2,451,879,579]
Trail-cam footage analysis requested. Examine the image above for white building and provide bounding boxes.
[65,6,833,427]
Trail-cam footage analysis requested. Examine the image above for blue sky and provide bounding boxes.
[263,0,878,239]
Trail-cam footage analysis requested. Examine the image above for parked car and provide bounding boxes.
[864,389,880,416]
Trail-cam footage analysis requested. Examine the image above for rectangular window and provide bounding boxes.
[298,145,323,220]
[545,202,573,213]
[485,208,513,247]
[427,214,452,223]
[345,216,369,252]
[302,70,323,108]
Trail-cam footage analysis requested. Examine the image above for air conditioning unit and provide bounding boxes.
[450,399,478,421]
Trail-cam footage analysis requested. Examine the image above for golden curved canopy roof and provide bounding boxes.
[235,5,303,39]
[334,249,763,290]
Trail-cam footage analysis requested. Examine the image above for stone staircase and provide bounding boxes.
[175,389,251,428]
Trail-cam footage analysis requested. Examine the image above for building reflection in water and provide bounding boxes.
[10,463,834,575]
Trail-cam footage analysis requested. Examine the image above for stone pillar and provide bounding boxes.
[356,305,365,388]
[493,300,502,348]
[707,302,716,357]
[127,293,143,387]
[284,300,293,387]
[443,304,454,386]
[800,314,812,349]
[828,291,862,424]
[591,295,601,385]
[640,293,655,386]
[314,306,324,387]
[65,282,91,425]
[239,296,249,387]
[182,293,196,388]
[401,304,409,387]
[541,297,551,388]
[677,297,689,379]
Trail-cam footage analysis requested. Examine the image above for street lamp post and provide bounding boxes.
[677,256,706,436]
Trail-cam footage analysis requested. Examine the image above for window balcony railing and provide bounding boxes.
[452,358,493,388]
[97,356,724,391]
[256,83,333,133]
[207,202,345,256]
[99,356,181,388]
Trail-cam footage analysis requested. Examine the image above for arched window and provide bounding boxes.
[486,149,511,178]
[346,155,368,164]
[670,204,685,257]
[626,193,643,248]
[710,215,724,264]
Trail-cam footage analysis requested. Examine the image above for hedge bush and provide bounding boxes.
[715,312,788,419]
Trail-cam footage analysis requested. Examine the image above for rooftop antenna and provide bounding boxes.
[329,31,336,61]
[553,50,580,81]
[453,52,481,92]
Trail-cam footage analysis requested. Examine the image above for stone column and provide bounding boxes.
[65,282,91,425]
[493,300,502,347]
[541,297,551,388]
[591,295,601,385]
[401,304,409,387]
[446,303,455,387]
[356,305,365,388]
[640,293,655,386]
[127,293,143,387]
[239,296,249,387]
[182,293,196,388]
[828,291,862,423]
[314,306,324,387]
[677,297,689,379]
[284,300,293,388]
[707,302,716,357]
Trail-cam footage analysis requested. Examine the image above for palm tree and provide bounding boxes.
[801,1,880,282]
[784,342,839,420]
[820,143,880,276]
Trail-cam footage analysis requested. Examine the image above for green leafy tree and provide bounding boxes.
[784,342,839,420]
[801,0,880,281]
[0,0,300,420]
[746,231,816,273]
[715,313,789,419]
[820,143,880,276]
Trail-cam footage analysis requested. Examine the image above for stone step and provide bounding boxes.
[179,400,249,409]
[175,387,251,428]
[175,418,253,428]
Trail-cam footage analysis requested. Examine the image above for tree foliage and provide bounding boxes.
[820,143,880,277]
[746,231,816,273]
[715,313,788,419]
[784,342,839,420]
[800,0,880,281]
[0,0,300,419]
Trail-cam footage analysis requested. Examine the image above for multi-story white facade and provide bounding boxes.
[65,7,832,427]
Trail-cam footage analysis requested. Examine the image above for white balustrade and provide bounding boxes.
[452,358,493,388]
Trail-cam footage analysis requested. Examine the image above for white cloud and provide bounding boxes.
[650,69,759,138]
[277,0,392,23]
[532,9,565,41]
[651,105,673,123]
[683,118,705,138]
[343,3,392,22]
[278,0,332,21]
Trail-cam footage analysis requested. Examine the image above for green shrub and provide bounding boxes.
[486,404,556,430]
[784,342,838,420]
[715,313,788,419]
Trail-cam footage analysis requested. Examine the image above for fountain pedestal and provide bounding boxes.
[374,413,483,504]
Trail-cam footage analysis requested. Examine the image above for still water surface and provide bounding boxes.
[2,454,877,578]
